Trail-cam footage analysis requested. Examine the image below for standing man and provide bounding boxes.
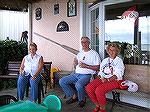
[59,36,101,108]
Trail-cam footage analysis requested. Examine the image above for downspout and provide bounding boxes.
[99,2,105,59]
[28,3,32,47]
[80,0,84,51]
[80,0,87,51]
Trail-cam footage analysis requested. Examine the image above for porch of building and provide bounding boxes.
[0,84,148,112]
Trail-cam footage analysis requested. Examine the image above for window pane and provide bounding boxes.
[105,14,149,65]
[90,8,99,53]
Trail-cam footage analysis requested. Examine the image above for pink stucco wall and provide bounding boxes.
[32,0,80,71]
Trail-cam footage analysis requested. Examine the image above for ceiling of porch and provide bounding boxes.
[0,0,150,20]
[105,0,150,20]
[0,0,41,11]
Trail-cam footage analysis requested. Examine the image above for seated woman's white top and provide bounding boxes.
[98,56,124,80]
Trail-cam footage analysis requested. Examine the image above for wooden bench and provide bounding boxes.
[0,61,53,103]
[110,64,150,111]
[0,61,21,79]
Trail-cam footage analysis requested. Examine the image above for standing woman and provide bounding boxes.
[86,43,125,112]
[17,42,44,102]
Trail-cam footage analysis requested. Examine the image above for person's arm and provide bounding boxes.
[105,58,125,82]
[79,62,100,71]
[73,57,78,68]
[79,51,100,71]
[107,75,117,82]
[20,57,25,75]
[97,58,110,83]
[110,58,125,80]
[32,56,44,80]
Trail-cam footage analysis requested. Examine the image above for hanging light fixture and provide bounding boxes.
[56,21,69,32]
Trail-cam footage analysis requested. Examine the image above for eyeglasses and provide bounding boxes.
[81,41,89,43]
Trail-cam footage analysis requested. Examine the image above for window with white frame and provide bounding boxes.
[90,7,99,53]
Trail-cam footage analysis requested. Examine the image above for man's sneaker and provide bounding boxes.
[66,97,78,104]
[78,100,86,108]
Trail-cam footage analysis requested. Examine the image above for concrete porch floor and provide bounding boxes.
[0,84,148,112]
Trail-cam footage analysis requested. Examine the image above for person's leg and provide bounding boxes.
[30,74,41,102]
[59,72,78,98]
[86,77,102,104]
[86,77,103,111]
[95,81,119,112]
[17,74,30,100]
[75,74,91,102]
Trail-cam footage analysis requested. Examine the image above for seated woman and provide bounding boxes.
[17,42,44,102]
[86,43,125,112]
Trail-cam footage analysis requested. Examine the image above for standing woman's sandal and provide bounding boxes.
[93,106,100,112]
[99,105,106,112]
[99,110,106,112]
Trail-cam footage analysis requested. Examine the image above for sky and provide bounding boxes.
[105,16,150,51]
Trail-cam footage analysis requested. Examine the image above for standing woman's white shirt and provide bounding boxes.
[24,54,41,77]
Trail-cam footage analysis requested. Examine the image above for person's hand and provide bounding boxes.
[73,58,78,66]
[32,75,37,80]
[101,77,107,83]
[79,61,87,68]
[110,75,117,81]
[20,70,24,76]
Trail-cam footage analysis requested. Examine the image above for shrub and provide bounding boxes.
[0,39,28,90]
